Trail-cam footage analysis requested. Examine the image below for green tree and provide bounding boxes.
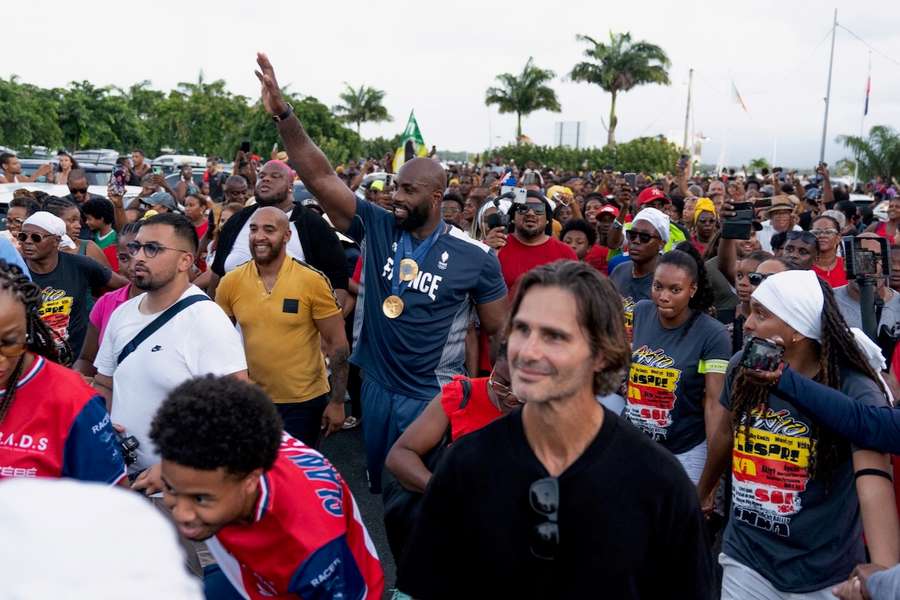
[485,57,561,142]
[332,83,392,136]
[748,157,770,173]
[488,136,678,174]
[570,32,671,147]
[837,125,900,182]
[0,76,63,149]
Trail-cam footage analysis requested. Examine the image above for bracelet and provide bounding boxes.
[854,468,893,482]
[272,103,294,123]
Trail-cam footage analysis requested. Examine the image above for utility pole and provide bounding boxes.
[819,9,837,164]
[682,68,694,151]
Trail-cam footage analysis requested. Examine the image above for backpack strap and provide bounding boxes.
[116,295,210,365]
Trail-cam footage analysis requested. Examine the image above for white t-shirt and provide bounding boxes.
[222,210,305,273]
[94,285,247,472]
[757,220,802,253]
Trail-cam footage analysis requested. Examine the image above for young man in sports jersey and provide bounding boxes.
[255,52,509,492]
[151,375,384,599]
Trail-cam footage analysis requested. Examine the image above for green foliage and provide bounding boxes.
[0,74,363,165]
[837,125,900,182]
[485,57,561,140]
[488,136,680,174]
[748,157,770,172]
[360,136,400,160]
[570,32,671,146]
[332,83,392,135]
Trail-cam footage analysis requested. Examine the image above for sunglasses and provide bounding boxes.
[626,230,660,245]
[529,477,559,560]
[69,187,89,195]
[785,231,816,244]
[16,232,56,244]
[126,241,189,259]
[747,272,770,287]
[516,202,546,215]
[810,228,839,237]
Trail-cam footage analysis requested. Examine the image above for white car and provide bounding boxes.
[151,154,208,175]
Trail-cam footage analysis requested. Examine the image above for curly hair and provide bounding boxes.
[730,277,887,481]
[0,260,69,422]
[559,218,597,247]
[149,375,283,476]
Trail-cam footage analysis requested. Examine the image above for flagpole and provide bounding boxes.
[682,68,693,151]
[818,8,838,165]
[853,50,871,188]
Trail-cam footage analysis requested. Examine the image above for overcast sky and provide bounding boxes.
[8,0,900,167]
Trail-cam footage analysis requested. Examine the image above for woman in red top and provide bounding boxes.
[868,197,900,245]
[385,346,520,494]
[811,215,848,287]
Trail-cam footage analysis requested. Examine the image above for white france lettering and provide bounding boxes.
[427,275,442,300]
[382,257,394,280]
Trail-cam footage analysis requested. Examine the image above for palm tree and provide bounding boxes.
[485,57,561,142]
[332,83,392,136]
[570,32,671,147]
[748,157,770,173]
[837,125,900,182]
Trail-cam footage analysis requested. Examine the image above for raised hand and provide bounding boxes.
[255,52,289,116]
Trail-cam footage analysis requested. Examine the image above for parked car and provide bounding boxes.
[18,158,117,187]
[72,149,119,165]
[151,154,207,175]
[0,182,141,229]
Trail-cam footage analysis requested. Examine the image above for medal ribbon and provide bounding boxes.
[390,223,444,298]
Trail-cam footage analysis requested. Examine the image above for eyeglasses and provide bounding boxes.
[488,371,520,409]
[0,338,27,359]
[747,272,770,287]
[811,228,839,237]
[626,230,660,245]
[16,232,56,244]
[6,217,23,227]
[126,241,189,258]
[516,202,546,215]
[529,477,559,560]
[785,231,817,244]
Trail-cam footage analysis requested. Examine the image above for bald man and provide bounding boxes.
[256,53,508,491]
[216,206,350,447]
[210,160,349,313]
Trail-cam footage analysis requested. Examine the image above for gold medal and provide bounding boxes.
[398,258,419,282]
[382,295,404,319]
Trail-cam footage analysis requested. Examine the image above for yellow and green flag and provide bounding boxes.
[392,111,427,173]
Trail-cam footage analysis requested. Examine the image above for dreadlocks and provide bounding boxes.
[730,277,887,481]
[0,260,70,422]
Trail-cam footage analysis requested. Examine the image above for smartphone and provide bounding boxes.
[500,185,514,197]
[486,212,514,234]
[514,187,528,205]
[624,172,636,188]
[740,337,784,372]
[240,140,251,153]
[722,202,753,240]
[109,167,127,196]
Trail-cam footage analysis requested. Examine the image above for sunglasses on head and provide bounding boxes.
[747,272,770,287]
[16,231,56,244]
[626,229,659,244]
[516,202,546,215]
[529,477,559,560]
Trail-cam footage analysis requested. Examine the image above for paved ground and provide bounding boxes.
[320,426,397,597]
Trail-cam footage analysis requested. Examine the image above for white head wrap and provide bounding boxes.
[0,479,203,598]
[633,207,670,244]
[23,211,77,250]
[751,270,824,340]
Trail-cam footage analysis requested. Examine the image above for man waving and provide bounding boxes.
[255,53,507,492]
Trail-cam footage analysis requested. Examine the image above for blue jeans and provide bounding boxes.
[361,377,430,493]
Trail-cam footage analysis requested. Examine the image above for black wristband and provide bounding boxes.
[272,102,294,123]
[854,468,893,482]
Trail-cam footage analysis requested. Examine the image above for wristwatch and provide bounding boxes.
[272,103,294,123]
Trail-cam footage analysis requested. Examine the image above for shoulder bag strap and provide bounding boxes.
[116,295,210,365]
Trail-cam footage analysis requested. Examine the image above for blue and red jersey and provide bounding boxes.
[0,355,126,483]
[208,434,384,599]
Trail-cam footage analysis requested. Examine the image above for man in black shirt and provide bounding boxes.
[398,261,713,599]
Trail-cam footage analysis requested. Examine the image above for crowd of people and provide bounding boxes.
[2,51,900,599]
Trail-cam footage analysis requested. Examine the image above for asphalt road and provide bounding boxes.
[320,426,397,597]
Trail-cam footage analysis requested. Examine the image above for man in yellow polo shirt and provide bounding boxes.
[216,206,350,447]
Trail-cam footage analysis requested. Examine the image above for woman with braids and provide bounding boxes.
[0,260,125,483]
[713,270,899,598]
[625,241,732,506]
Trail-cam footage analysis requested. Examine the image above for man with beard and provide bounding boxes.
[215,207,350,448]
[92,214,247,575]
[209,160,348,311]
[254,52,507,492]
[498,191,576,298]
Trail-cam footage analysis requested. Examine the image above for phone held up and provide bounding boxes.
[722,202,754,240]
[740,337,784,372]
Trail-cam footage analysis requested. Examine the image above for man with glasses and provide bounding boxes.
[61,169,109,240]
[498,190,576,298]
[19,212,127,362]
[398,261,712,599]
[757,195,802,252]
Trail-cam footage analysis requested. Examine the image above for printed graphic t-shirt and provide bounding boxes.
[626,300,731,454]
[720,353,887,593]
[31,251,110,360]
[608,261,653,339]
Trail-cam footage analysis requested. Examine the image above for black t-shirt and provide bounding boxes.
[207,171,227,202]
[30,252,111,361]
[398,407,714,599]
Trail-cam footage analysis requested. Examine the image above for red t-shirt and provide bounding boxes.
[584,244,610,275]
[498,235,577,297]
[440,376,502,442]
[812,256,848,288]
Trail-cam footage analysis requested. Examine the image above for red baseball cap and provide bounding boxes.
[637,187,668,206]
[597,204,619,218]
